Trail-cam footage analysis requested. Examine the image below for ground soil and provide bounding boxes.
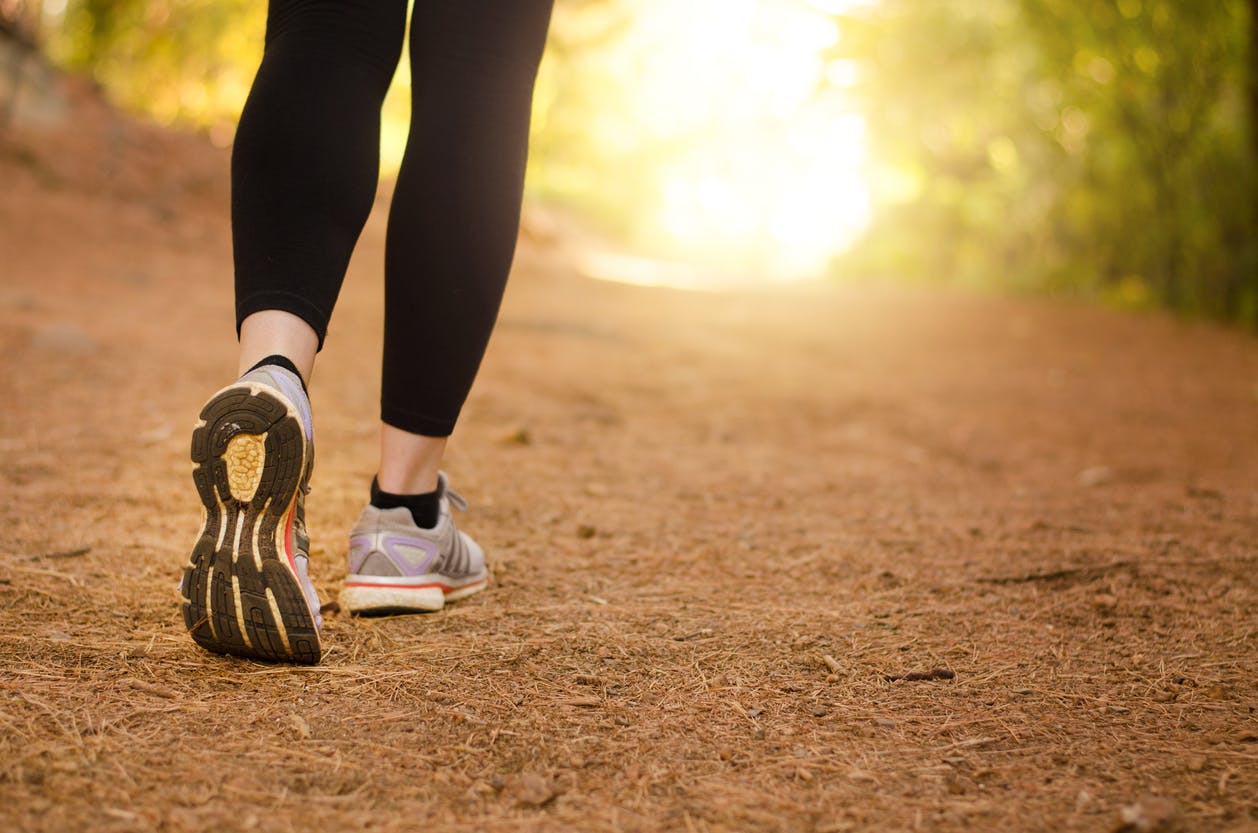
[1,72,1257,833]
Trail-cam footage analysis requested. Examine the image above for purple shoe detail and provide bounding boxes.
[340,473,488,614]
[349,532,439,576]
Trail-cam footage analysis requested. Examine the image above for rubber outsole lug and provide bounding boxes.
[181,384,321,665]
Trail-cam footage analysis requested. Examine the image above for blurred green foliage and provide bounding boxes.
[526,0,640,240]
[48,0,264,136]
[23,0,1258,326]
[832,0,1258,326]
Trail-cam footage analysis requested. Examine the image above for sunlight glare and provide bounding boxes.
[603,0,873,283]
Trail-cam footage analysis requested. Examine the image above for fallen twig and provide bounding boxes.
[817,654,841,674]
[29,546,91,562]
[975,561,1136,584]
[976,556,1258,585]
[885,669,955,683]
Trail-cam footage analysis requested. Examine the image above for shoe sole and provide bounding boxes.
[181,383,321,664]
[340,574,488,615]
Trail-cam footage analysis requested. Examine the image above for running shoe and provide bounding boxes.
[340,474,488,614]
[181,364,323,664]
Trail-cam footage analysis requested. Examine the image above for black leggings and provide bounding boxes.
[232,0,554,436]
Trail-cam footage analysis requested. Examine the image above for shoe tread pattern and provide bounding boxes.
[182,385,321,664]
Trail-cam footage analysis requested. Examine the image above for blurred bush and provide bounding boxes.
[831,0,1258,326]
[42,0,264,140]
[14,0,1258,326]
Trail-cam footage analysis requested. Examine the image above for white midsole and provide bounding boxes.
[340,575,488,612]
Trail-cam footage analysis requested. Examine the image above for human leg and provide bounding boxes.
[380,0,555,437]
[377,425,446,495]
[233,0,407,351]
[182,0,408,662]
[342,0,554,615]
[238,310,318,382]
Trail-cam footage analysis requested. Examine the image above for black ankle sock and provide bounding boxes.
[370,476,441,529]
[246,354,307,394]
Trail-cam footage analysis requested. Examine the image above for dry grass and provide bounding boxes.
[1,76,1257,833]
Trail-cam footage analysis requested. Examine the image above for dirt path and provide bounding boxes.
[2,97,1257,832]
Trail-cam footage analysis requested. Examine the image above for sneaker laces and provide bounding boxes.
[446,486,468,512]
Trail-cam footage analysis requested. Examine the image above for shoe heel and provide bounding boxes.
[182,382,321,664]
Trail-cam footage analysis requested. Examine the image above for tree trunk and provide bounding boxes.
[0,1,40,132]
[1251,0,1258,168]
[1248,0,1258,323]
[0,1,41,45]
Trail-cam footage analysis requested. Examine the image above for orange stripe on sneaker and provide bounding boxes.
[283,504,296,571]
[343,579,487,593]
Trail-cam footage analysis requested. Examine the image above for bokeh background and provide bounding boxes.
[4,5,1258,832]
[5,0,1255,323]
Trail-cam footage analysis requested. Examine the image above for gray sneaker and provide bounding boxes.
[181,364,323,664]
[340,474,488,614]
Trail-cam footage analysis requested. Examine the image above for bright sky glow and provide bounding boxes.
[596,0,873,283]
[382,0,876,287]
